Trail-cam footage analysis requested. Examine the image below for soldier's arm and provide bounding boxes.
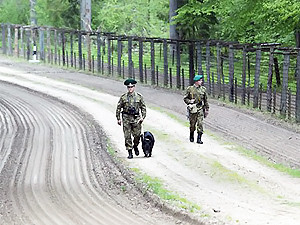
[184,87,195,105]
[116,97,123,120]
[183,87,191,105]
[139,95,146,120]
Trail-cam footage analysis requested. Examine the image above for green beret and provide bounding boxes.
[194,74,204,81]
[124,78,137,86]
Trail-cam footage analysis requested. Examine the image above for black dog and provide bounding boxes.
[141,131,155,157]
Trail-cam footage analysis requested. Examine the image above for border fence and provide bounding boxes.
[1,23,300,123]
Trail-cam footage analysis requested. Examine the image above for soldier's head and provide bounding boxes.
[193,74,204,86]
[124,78,137,93]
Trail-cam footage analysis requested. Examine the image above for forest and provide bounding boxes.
[0,0,299,47]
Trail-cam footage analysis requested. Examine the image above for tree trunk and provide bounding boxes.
[169,0,179,40]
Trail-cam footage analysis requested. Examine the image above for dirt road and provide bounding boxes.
[0,56,300,225]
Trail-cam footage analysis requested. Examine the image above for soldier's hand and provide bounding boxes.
[189,99,195,104]
[205,110,209,118]
[117,120,122,126]
[138,118,143,124]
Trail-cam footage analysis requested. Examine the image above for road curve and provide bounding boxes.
[0,81,180,225]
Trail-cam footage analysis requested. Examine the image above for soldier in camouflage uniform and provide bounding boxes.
[116,78,146,159]
[183,74,209,144]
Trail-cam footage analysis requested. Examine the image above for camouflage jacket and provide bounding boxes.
[116,91,146,122]
[183,84,209,110]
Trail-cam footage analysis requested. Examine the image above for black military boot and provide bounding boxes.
[133,146,139,156]
[189,132,194,142]
[197,132,203,144]
[127,150,133,159]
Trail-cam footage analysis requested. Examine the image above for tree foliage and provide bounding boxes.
[92,0,169,37]
[0,0,299,46]
[0,0,29,24]
[174,0,300,45]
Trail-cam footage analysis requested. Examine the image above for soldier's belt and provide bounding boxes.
[122,111,139,116]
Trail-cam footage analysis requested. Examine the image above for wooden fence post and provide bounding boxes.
[2,24,6,54]
[62,31,65,66]
[13,25,19,57]
[229,45,234,102]
[296,50,300,122]
[39,27,45,61]
[197,42,203,75]
[241,46,247,104]
[150,39,155,85]
[163,39,168,87]
[280,53,290,117]
[20,26,24,57]
[47,28,51,63]
[217,43,222,98]
[70,32,73,67]
[97,33,101,73]
[7,24,12,56]
[274,57,281,86]
[176,41,181,89]
[107,35,111,74]
[139,38,143,82]
[78,31,82,69]
[54,29,58,64]
[26,28,31,61]
[266,47,274,111]
[273,85,277,114]
[189,41,195,85]
[253,46,261,108]
[206,41,211,93]
[117,37,122,76]
[128,37,133,77]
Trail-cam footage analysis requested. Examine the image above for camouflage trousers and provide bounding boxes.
[189,110,204,133]
[122,119,142,151]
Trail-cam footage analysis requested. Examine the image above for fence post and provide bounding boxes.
[176,41,181,89]
[46,28,51,63]
[266,47,274,111]
[54,29,58,64]
[163,39,168,87]
[70,32,73,67]
[189,41,195,85]
[205,41,211,93]
[7,24,12,56]
[273,85,277,114]
[216,43,222,98]
[241,46,247,104]
[39,27,45,61]
[2,24,6,54]
[78,31,82,69]
[13,25,19,57]
[296,50,300,122]
[139,38,143,82]
[197,41,203,75]
[20,26,24,57]
[107,35,111,74]
[128,37,133,78]
[274,57,281,86]
[253,46,261,108]
[26,28,31,60]
[150,39,155,85]
[229,44,234,102]
[280,53,290,117]
[97,33,101,73]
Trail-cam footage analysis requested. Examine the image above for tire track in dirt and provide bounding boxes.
[0,82,181,225]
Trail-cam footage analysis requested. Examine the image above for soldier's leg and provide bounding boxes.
[189,113,197,142]
[123,120,133,158]
[132,122,142,156]
[196,112,204,144]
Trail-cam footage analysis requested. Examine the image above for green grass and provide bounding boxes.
[131,168,203,214]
